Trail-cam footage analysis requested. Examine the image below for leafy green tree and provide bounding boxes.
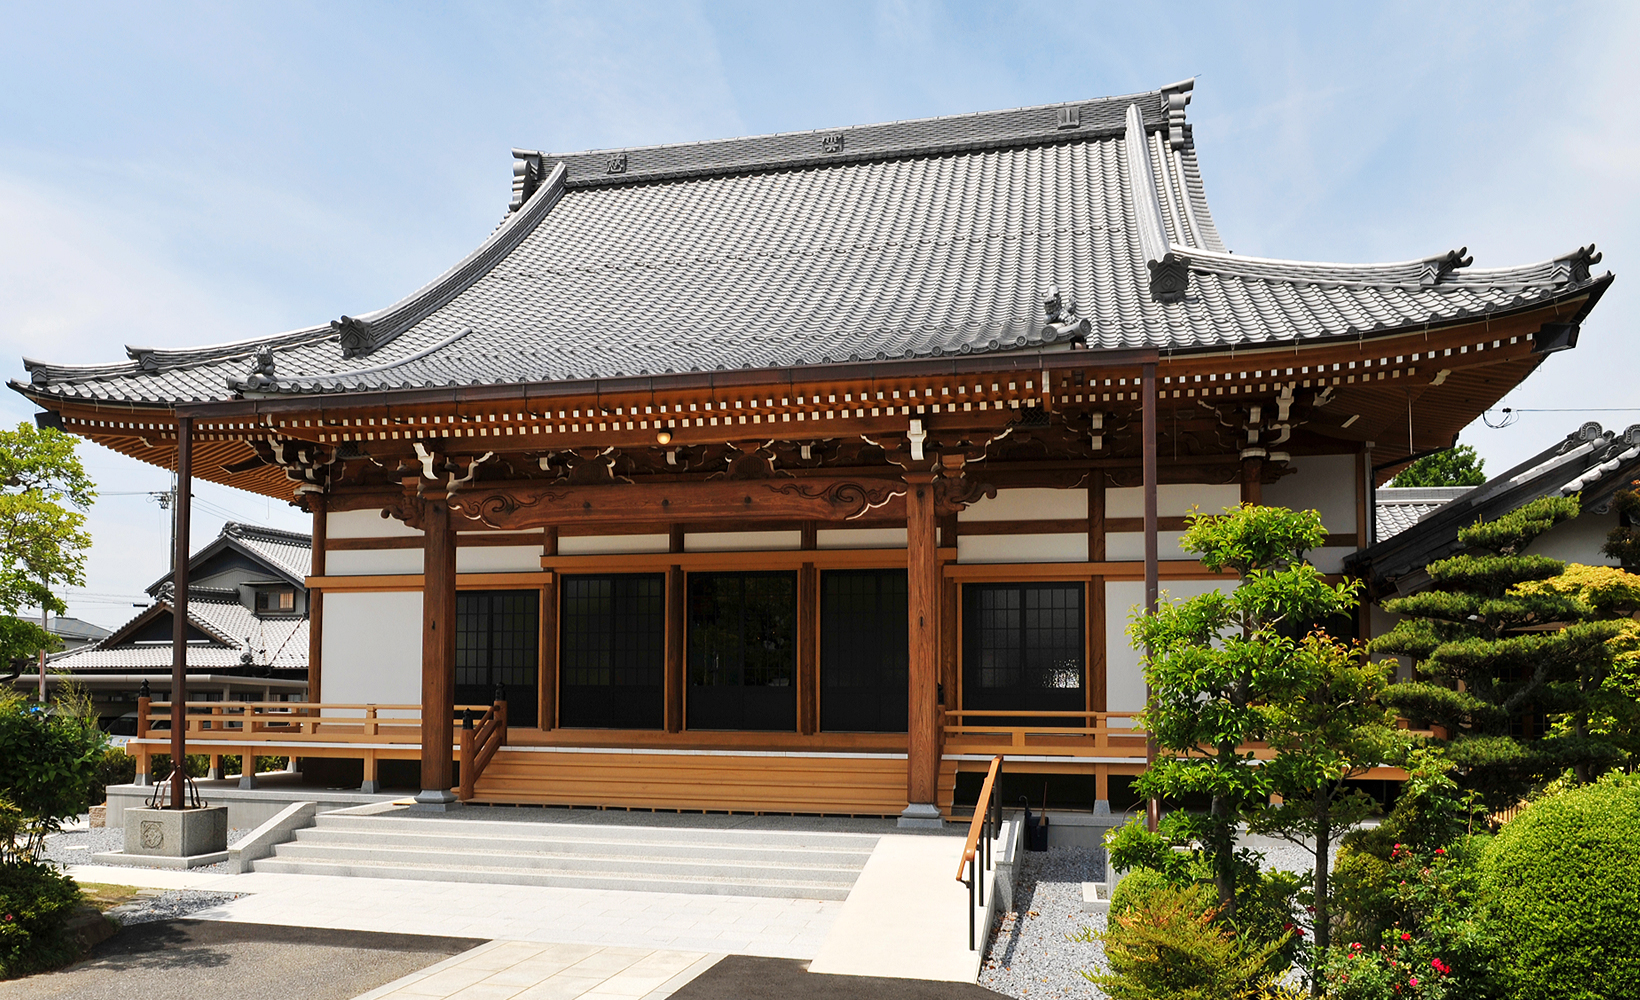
[1250,634,1403,965]
[1391,445,1486,488]
[1603,488,1640,571]
[0,686,106,863]
[0,423,94,639]
[1374,496,1627,808]
[1126,505,1360,915]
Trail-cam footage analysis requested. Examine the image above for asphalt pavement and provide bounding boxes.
[671,956,1010,999]
[0,920,484,1000]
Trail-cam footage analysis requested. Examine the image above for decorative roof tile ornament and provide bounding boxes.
[1419,247,1474,286]
[1148,252,1191,304]
[330,315,377,359]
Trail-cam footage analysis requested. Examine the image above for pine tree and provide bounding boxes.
[1390,444,1486,488]
[1374,495,1628,808]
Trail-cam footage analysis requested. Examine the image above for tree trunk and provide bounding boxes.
[1312,784,1332,996]
[1213,740,1238,916]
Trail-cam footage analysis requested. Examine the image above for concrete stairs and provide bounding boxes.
[251,811,880,900]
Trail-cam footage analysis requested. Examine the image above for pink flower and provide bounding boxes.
[1401,932,1412,941]
[1410,977,1420,987]
[1434,847,1446,855]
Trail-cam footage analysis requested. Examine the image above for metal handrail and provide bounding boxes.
[954,754,1003,951]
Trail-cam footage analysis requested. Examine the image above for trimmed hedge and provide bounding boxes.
[1481,773,1640,1000]
[0,862,81,978]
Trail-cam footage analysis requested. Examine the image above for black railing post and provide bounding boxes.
[968,861,976,951]
[462,707,474,730]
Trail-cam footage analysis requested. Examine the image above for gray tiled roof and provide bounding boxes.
[16,81,1612,406]
[227,524,311,583]
[1374,486,1472,541]
[49,594,307,673]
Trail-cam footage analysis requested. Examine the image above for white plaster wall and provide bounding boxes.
[959,488,1086,521]
[1105,578,1237,713]
[1528,511,1620,566]
[686,530,803,552]
[1309,546,1355,575]
[558,534,670,555]
[1370,605,1413,681]
[1105,531,1190,561]
[457,546,545,573]
[1264,454,1358,534]
[1107,484,1241,518]
[321,591,423,708]
[328,509,422,539]
[816,528,907,549]
[327,549,423,575]
[957,533,1086,563]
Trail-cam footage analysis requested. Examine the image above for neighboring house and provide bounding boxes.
[45,616,114,651]
[11,522,312,730]
[12,81,1614,819]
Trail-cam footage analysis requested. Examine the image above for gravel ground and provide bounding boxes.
[43,822,251,874]
[107,890,247,926]
[981,847,1108,999]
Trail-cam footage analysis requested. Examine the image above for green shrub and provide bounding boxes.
[1079,882,1294,1000]
[1110,866,1172,919]
[0,689,106,861]
[88,748,134,805]
[0,862,82,978]
[1482,772,1640,1000]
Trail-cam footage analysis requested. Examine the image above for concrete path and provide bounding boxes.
[66,864,234,891]
[353,940,722,1000]
[807,835,983,982]
[674,956,1007,998]
[0,920,481,1000]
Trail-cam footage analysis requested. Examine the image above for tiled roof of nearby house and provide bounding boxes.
[1349,423,1640,595]
[1374,486,1474,541]
[49,592,307,673]
[147,521,311,594]
[14,80,1611,406]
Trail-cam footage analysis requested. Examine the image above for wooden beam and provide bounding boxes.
[449,476,910,529]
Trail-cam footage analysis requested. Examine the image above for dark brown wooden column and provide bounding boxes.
[1241,456,1264,506]
[665,565,685,732]
[170,416,192,810]
[902,471,941,826]
[1142,362,1160,832]
[539,527,558,731]
[308,495,325,705]
[798,561,818,735]
[416,495,458,808]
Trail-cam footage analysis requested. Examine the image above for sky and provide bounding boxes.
[1,1,1636,627]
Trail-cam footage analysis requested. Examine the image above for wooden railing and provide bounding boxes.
[133,697,494,743]
[955,754,1003,951]
[458,701,508,801]
[943,710,1147,757]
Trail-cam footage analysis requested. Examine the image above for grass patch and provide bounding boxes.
[77,883,144,912]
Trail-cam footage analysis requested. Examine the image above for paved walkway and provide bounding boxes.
[354,941,721,1000]
[65,866,838,957]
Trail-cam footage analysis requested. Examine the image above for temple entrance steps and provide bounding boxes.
[250,808,883,900]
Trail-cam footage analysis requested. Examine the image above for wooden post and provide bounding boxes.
[798,562,818,735]
[416,494,458,808]
[665,565,684,732]
[539,570,557,732]
[901,471,941,827]
[136,693,151,785]
[1241,456,1264,506]
[170,415,193,810]
[308,495,326,705]
[1142,363,1161,833]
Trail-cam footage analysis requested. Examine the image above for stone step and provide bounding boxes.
[292,826,875,864]
[313,813,880,851]
[249,856,854,900]
[269,840,864,883]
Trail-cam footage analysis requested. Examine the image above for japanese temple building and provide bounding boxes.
[13,80,1612,823]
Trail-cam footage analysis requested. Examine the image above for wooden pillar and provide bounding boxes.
[1142,363,1160,832]
[798,562,818,735]
[539,527,558,731]
[665,565,685,732]
[416,495,458,808]
[902,471,941,826]
[308,495,325,705]
[1241,456,1264,506]
[170,415,193,810]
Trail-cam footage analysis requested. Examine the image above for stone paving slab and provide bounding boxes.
[353,941,724,1000]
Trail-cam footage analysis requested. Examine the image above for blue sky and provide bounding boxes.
[2,2,1636,625]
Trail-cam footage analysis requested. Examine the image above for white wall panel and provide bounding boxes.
[558,534,670,555]
[457,546,545,573]
[816,528,907,549]
[959,488,1086,521]
[1309,546,1355,574]
[1264,454,1358,533]
[328,509,422,539]
[957,533,1086,563]
[1105,531,1189,561]
[321,591,422,708]
[1104,578,1237,714]
[686,530,803,552]
[1529,511,1619,565]
[327,549,422,576]
[1107,484,1241,518]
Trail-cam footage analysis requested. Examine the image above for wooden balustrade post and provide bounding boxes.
[416,494,459,810]
[901,470,942,828]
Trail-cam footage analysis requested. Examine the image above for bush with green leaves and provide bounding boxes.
[0,687,106,863]
[1079,881,1299,1000]
[1481,771,1640,1000]
[0,861,82,979]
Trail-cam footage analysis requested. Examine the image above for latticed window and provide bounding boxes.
[962,582,1084,718]
[559,574,665,729]
[687,571,796,731]
[455,590,540,727]
[820,569,908,732]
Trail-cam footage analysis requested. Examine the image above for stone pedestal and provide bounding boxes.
[897,802,944,829]
[95,806,229,869]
